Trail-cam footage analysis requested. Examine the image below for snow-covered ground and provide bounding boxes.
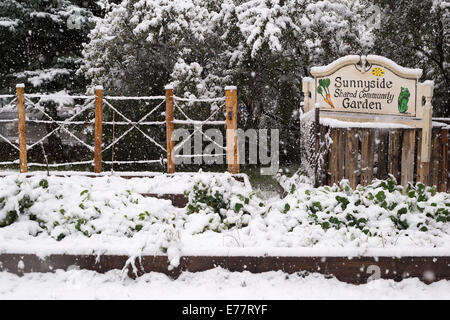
[0,171,449,299]
[1,268,449,300]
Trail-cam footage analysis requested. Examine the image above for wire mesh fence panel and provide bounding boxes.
[172,95,227,171]
[22,94,96,170]
[101,96,167,171]
[0,95,20,168]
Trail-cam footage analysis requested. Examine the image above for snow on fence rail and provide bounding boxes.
[0,84,240,174]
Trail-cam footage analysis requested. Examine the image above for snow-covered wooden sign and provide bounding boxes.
[301,55,435,184]
[308,55,422,117]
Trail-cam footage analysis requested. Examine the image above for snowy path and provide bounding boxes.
[0,268,449,300]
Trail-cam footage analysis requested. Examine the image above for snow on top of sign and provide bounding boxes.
[367,55,422,78]
[320,117,413,129]
[310,55,360,75]
[310,55,424,78]
[322,118,448,129]
[422,80,435,87]
[432,121,448,128]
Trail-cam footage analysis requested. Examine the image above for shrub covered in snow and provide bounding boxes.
[184,173,264,233]
[271,174,450,248]
[0,175,182,245]
[0,173,449,258]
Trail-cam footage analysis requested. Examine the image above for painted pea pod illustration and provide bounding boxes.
[317,78,334,108]
[398,87,410,113]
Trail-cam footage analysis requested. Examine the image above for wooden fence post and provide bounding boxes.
[430,128,441,188]
[345,128,359,189]
[418,83,433,185]
[329,128,339,186]
[360,128,374,186]
[401,129,416,188]
[388,130,402,182]
[440,128,448,192]
[301,78,313,113]
[16,84,27,173]
[376,130,388,180]
[226,86,239,174]
[314,106,320,187]
[94,85,103,173]
[165,85,175,174]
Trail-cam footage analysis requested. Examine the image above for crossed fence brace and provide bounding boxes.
[1,84,239,174]
[172,94,227,162]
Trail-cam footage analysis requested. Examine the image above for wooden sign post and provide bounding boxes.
[302,55,434,187]
[226,86,239,174]
[16,84,27,173]
[418,83,434,185]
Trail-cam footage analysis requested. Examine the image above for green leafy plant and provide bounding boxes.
[0,210,18,227]
[294,175,449,236]
[39,179,49,189]
[186,182,228,215]
[184,179,258,233]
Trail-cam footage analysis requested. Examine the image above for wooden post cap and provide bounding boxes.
[422,81,434,98]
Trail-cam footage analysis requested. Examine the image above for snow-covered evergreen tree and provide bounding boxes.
[372,0,449,116]
[0,0,102,94]
[80,0,373,163]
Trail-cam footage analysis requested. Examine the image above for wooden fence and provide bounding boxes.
[315,120,450,192]
[1,84,239,174]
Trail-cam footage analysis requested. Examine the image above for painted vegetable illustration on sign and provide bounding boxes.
[317,78,334,108]
[398,87,410,113]
[371,67,385,77]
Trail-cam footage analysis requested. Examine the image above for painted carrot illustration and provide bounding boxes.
[317,78,334,108]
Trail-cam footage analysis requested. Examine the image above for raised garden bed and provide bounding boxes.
[0,171,449,284]
[0,171,250,208]
[1,252,449,284]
